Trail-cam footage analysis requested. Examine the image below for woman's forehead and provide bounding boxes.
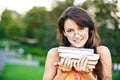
[64,19,87,29]
[64,19,79,29]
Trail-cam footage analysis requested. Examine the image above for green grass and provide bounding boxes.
[0,63,120,80]
[0,63,44,80]
[112,71,120,80]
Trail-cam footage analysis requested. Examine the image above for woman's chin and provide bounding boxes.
[71,44,84,48]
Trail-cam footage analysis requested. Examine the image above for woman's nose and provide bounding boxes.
[74,32,80,38]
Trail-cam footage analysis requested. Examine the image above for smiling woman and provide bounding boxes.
[43,6,112,80]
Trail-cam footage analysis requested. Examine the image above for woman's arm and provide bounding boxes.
[97,46,112,80]
[43,48,70,80]
[42,48,59,80]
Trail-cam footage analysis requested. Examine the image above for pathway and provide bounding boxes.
[0,50,39,72]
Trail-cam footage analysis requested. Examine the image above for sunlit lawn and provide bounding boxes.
[112,71,120,80]
[0,63,120,80]
[0,63,44,80]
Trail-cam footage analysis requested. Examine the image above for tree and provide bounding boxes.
[0,9,25,40]
[24,6,57,49]
[51,0,74,21]
[0,19,6,38]
[5,20,26,40]
[1,9,13,27]
[24,7,50,38]
[80,0,119,29]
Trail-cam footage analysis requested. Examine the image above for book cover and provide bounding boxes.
[58,46,94,55]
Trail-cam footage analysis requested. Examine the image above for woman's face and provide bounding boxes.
[63,19,89,48]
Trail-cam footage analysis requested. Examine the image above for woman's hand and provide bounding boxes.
[73,55,97,74]
[54,57,73,72]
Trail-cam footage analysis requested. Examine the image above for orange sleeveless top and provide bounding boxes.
[65,69,86,80]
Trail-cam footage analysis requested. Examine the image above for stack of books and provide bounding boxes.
[58,46,99,61]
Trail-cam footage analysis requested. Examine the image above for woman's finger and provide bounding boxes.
[63,57,68,67]
[87,60,98,65]
[82,56,88,70]
[79,56,86,69]
[87,64,95,69]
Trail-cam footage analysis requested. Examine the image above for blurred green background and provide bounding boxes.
[0,0,120,80]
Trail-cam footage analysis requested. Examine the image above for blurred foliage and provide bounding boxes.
[0,22,5,38]
[24,7,57,49]
[112,56,120,63]
[24,7,48,38]
[0,0,120,59]
[51,0,74,21]
[98,25,120,57]
[0,9,26,40]
[23,46,47,56]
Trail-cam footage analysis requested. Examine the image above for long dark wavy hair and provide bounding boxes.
[57,6,103,80]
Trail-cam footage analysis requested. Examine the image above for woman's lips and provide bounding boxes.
[73,39,83,44]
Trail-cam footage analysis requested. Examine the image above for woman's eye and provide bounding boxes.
[67,29,73,32]
[80,27,84,30]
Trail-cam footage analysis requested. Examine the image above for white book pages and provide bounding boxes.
[59,52,99,60]
[58,46,94,55]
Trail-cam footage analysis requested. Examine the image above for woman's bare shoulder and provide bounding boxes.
[97,45,110,53]
[47,47,59,57]
[97,46,112,79]
[96,45,111,58]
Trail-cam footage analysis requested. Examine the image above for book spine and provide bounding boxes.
[59,53,99,60]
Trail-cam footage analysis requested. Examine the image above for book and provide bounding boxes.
[58,46,99,60]
[58,46,94,55]
[59,52,99,60]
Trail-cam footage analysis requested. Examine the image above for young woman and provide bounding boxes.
[43,6,112,80]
